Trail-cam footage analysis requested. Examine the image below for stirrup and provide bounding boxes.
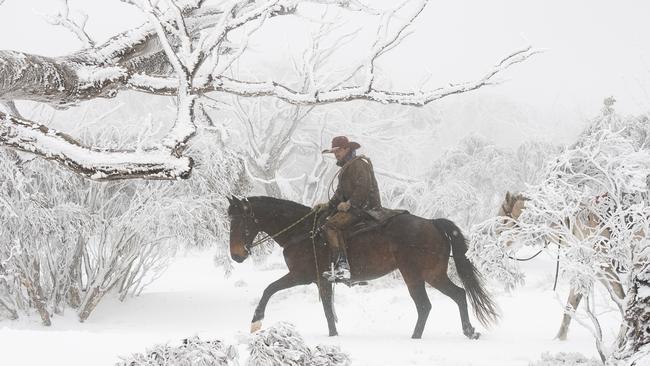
[322,263,351,282]
[336,267,351,281]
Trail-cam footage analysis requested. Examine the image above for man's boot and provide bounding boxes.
[334,250,351,281]
[323,248,350,282]
[322,227,351,282]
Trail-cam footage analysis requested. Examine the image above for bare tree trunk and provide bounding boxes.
[20,260,51,326]
[78,286,101,322]
[262,172,283,198]
[66,236,85,309]
[0,296,18,320]
[608,262,650,365]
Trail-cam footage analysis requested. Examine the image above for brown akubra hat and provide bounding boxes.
[322,136,361,153]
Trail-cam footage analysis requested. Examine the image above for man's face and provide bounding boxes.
[333,146,350,162]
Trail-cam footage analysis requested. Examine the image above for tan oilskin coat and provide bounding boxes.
[328,155,381,211]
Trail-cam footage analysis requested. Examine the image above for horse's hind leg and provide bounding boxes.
[555,287,582,340]
[602,265,625,312]
[251,272,303,333]
[427,274,479,339]
[601,266,626,348]
[319,282,338,336]
[400,269,431,339]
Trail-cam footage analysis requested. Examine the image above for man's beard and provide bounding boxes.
[336,150,356,166]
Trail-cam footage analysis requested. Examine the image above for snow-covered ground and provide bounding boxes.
[0,250,614,365]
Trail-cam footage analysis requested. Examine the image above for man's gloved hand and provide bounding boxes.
[337,201,351,212]
[313,202,329,212]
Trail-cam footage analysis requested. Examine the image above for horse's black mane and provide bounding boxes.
[247,196,309,211]
[244,197,316,243]
[243,196,312,222]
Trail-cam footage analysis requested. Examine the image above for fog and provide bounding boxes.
[1,0,649,150]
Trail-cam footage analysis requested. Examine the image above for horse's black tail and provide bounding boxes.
[432,218,500,327]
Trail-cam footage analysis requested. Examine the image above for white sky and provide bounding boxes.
[0,0,649,144]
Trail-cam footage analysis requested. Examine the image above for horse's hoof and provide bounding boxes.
[329,331,338,337]
[251,320,262,333]
[470,332,481,340]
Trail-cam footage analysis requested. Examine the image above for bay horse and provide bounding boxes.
[498,191,625,340]
[227,195,499,339]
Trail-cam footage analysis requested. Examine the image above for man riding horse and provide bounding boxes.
[313,135,381,282]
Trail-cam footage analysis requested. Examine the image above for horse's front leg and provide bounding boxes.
[555,286,582,340]
[251,272,302,332]
[319,281,338,336]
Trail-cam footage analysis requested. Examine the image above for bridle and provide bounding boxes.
[233,198,317,255]
[501,195,529,220]
[232,198,260,255]
[501,202,514,219]
[500,199,523,229]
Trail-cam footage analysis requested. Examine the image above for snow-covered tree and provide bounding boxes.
[418,135,557,229]
[608,257,650,366]
[222,16,346,199]
[0,0,539,180]
[470,101,650,363]
[0,122,248,324]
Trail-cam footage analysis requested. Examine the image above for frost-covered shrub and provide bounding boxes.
[247,322,350,366]
[529,352,601,366]
[117,336,239,366]
[117,323,349,366]
[0,148,182,323]
[0,126,250,323]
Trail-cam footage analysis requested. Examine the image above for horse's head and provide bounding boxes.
[498,191,528,222]
[495,191,530,248]
[227,196,260,263]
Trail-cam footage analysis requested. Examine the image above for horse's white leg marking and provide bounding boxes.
[251,320,262,333]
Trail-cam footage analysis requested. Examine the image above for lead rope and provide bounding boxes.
[553,245,561,291]
[312,210,322,302]
[504,241,561,291]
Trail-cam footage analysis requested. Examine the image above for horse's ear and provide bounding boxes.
[228,195,242,208]
[227,196,233,205]
[505,191,511,202]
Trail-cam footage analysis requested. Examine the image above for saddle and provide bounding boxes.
[346,207,408,238]
[311,207,407,239]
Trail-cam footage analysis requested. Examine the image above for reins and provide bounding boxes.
[246,209,318,250]
[241,201,325,301]
[311,210,323,301]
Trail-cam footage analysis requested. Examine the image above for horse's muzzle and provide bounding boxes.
[231,253,248,263]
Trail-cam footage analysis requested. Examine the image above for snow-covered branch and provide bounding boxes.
[0,111,192,180]
[43,0,96,47]
[0,0,540,179]
[136,45,540,106]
